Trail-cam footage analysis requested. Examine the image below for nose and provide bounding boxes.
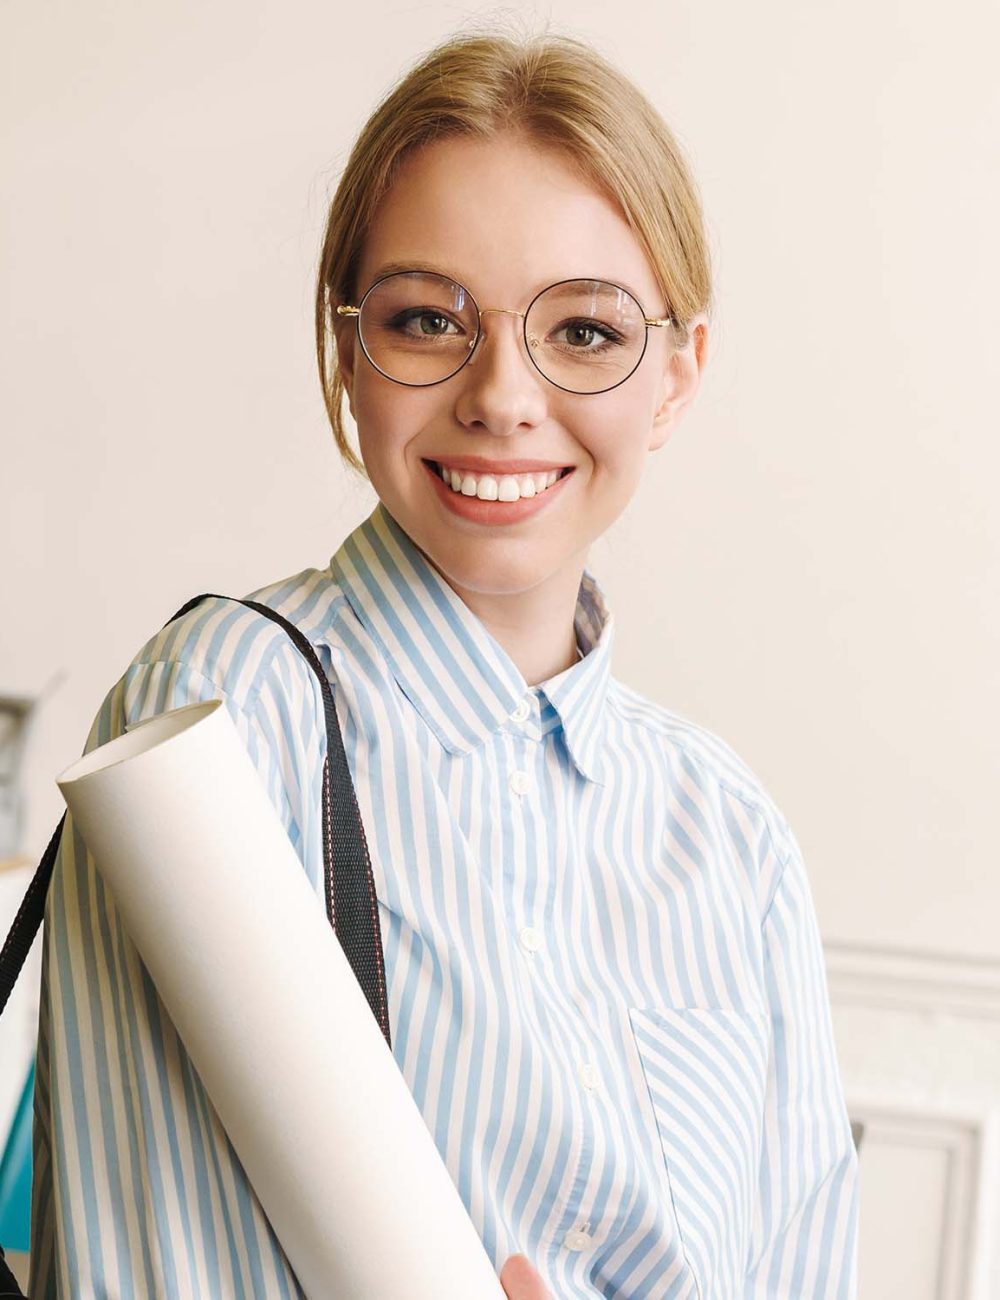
[466,307,528,365]
[454,307,547,433]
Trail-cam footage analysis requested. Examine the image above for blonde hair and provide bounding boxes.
[315,18,714,481]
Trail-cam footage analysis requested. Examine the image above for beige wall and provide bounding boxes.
[2,2,998,1295]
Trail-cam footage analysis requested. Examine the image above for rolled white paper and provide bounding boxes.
[57,698,507,1300]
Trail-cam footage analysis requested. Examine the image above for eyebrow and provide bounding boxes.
[371,259,460,282]
[367,260,651,307]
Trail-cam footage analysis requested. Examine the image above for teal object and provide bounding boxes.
[0,1057,34,1254]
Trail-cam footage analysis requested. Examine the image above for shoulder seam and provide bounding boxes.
[760,840,794,929]
[606,691,776,821]
[127,631,290,718]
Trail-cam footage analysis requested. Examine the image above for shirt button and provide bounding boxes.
[511,699,530,722]
[563,1227,591,1251]
[519,926,542,953]
[578,1061,600,1091]
[509,769,531,796]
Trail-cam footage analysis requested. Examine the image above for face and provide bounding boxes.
[333,130,709,606]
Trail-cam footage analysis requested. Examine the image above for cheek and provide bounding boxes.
[353,369,396,427]
[353,378,434,454]
[576,399,654,470]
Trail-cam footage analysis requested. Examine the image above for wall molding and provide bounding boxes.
[823,940,1000,1021]
[845,1090,999,1300]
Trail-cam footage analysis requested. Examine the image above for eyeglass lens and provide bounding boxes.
[357,271,648,394]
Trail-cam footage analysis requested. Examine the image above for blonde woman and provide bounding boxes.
[29,24,859,1300]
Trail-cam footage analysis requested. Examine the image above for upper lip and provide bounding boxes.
[424,456,573,475]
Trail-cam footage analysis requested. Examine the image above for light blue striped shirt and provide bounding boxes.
[30,500,858,1298]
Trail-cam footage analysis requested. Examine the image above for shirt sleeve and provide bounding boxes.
[743,825,860,1299]
[28,657,311,1299]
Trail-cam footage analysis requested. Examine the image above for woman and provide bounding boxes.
[29,25,859,1300]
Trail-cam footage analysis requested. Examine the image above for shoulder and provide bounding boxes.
[122,562,347,717]
[607,678,796,858]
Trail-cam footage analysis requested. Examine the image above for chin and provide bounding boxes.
[422,537,558,596]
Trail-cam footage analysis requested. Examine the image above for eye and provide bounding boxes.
[551,317,626,351]
[389,308,464,338]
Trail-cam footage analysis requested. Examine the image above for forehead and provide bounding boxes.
[357,133,660,307]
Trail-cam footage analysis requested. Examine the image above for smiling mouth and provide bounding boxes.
[424,460,573,481]
[422,459,575,508]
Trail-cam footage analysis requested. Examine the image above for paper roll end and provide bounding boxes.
[57,698,228,791]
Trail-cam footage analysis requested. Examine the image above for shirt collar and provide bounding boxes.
[324,501,614,786]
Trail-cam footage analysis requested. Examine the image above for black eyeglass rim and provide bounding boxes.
[349,269,666,396]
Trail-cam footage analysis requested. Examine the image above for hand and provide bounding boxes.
[499,1252,553,1299]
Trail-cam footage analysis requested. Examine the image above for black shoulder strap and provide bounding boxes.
[0,590,391,1041]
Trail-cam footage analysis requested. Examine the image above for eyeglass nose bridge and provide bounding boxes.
[465,305,537,359]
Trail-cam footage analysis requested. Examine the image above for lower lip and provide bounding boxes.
[423,461,575,525]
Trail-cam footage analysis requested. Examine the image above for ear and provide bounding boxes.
[649,311,710,452]
[331,314,358,416]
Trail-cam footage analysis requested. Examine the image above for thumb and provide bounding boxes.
[499,1252,553,1299]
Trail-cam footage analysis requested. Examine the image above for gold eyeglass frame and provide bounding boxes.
[335,270,678,396]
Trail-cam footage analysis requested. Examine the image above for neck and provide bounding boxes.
[435,557,587,688]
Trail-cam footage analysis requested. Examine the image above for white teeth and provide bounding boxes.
[436,464,564,501]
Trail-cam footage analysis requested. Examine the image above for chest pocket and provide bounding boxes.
[628,1005,770,1300]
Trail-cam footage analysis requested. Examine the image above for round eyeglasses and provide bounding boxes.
[335,270,677,396]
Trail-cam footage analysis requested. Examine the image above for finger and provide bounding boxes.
[499,1252,553,1299]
